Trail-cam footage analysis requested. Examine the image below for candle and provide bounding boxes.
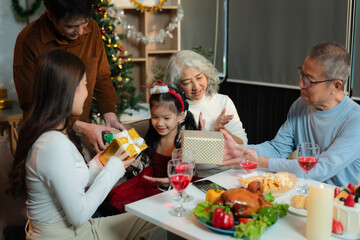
[306,184,334,240]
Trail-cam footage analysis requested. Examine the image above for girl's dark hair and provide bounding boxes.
[7,49,86,197]
[145,87,198,159]
[43,0,91,21]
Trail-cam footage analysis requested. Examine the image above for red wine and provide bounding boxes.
[240,162,258,173]
[298,157,318,172]
[170,174,191,192]
[175,164,190,174]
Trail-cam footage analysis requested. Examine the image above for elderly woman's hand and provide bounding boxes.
[214,108,234,131]
[199,112,206,130]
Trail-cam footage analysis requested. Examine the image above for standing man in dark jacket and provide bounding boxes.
[13,0,125,152]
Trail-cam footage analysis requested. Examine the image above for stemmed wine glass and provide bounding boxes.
[240,148,260,174]
[172,148,196,202]
[167,159,194,217]
[296,142,320,194]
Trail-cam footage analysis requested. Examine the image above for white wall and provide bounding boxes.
[0,0,44,101]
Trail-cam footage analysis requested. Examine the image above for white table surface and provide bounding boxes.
[125,169,340,240]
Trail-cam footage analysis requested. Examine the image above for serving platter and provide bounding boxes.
[196,213,279,236]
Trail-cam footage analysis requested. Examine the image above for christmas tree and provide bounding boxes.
[90,0,145,124]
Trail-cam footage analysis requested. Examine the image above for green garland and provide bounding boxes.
[11,0,42,18]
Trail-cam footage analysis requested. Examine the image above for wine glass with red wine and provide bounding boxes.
[172,148,196,202]
[168,159,194,217]
[240,148,260,174]
[296,142,320,194]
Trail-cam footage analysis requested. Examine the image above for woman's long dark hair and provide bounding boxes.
[7,49,86,197]
[145,87,198,159]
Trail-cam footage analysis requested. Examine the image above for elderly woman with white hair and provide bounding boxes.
[164,50,247,177]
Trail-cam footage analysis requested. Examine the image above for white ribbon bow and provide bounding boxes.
[113,130,144,155]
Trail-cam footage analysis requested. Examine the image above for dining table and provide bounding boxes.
[125,168,341,240]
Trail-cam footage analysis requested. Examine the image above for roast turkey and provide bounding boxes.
[215,181,273,219]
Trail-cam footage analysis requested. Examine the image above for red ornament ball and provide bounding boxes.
[98,7,102,11]
[118,46,124,51]
[101,29,106,34]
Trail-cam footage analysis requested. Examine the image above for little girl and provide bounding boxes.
[108,83,198,213]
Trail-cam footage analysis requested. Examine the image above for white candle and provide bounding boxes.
[306,184,334,240]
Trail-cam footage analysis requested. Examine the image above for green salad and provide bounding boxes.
[191,192,289,239]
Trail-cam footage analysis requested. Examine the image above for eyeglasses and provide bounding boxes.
[297,66,343,88]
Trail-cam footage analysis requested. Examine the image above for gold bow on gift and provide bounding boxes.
[99,128,148,165]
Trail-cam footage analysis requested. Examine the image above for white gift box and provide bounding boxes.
[181,130,225,165]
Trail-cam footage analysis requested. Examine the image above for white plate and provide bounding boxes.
[332,232,360,239]
[288,206,307,217]
[280,193,307,217]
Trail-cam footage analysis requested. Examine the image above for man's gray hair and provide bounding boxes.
[164,50,219,96]
[307,42,350,82]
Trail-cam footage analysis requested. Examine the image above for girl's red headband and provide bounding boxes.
[148,83,185,112]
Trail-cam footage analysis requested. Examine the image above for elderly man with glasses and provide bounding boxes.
[222,42,360,187]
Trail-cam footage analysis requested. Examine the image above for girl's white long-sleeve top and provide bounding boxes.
[26,131,125,226]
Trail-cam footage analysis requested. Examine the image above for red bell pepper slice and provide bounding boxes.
[212,207,234,230]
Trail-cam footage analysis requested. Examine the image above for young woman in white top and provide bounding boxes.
[164,50,247,177]
[7,49,157,239]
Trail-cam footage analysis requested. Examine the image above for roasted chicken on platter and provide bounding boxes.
[215,181,273,219]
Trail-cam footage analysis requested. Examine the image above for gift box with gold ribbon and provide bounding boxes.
[181,130,224,165]
[99,128,148,165]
